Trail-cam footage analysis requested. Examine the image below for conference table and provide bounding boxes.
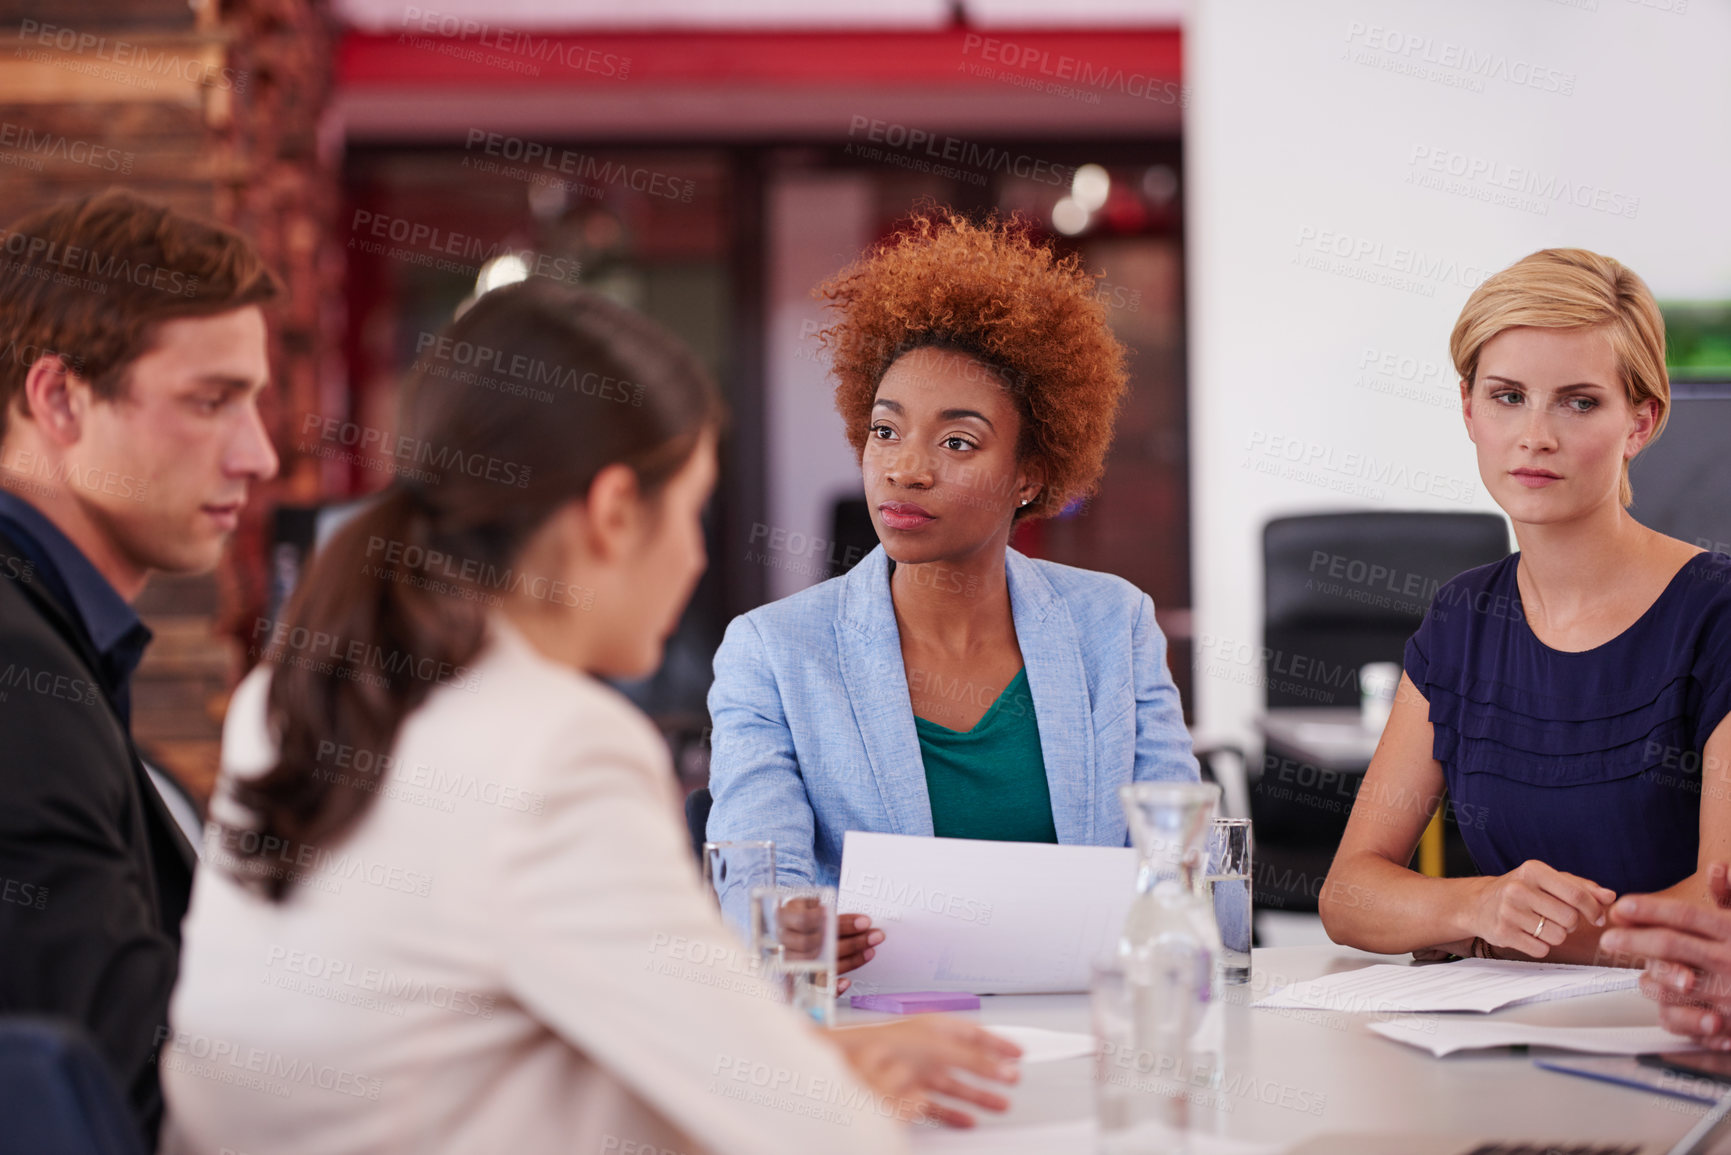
[838,945,1731,1153]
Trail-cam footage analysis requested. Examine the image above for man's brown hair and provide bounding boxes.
[0,188,282,441]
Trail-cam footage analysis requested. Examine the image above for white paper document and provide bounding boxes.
[1254,958,1637,1015]
[985,1025,1096,1064]
[838,831,1137,995]
[1369,1016,1706,1057]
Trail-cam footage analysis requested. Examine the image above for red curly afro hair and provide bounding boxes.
[815,209,1129,521]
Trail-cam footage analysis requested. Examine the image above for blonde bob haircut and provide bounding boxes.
[1449,247,1669,507]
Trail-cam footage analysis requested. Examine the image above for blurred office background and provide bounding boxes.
[1,0,1726,936]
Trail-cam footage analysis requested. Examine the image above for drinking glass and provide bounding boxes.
[1359,661,1401,732]
[702,840,775,941]
[750,884,838,1028]
[1205,819,1253,985]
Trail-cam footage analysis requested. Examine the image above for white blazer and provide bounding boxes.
[164,614,906,1155]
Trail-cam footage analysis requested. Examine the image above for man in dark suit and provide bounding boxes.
[0,190,281,1147]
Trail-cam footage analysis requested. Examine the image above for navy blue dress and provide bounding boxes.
[1405,551,1731,896]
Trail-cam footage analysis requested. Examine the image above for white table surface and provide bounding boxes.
[1257,708,1382,772]
[837,945,1731,1152]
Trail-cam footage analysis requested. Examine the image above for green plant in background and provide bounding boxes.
[1662,302,1731,381]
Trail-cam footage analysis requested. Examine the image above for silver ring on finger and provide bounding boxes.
[1535,916,1547,939]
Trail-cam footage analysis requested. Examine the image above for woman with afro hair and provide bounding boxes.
[705,211,1199,986]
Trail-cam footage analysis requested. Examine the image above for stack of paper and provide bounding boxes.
[1254,958,1637,1015]
[1369,1017,1704,1057]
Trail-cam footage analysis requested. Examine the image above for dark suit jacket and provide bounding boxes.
[0,526,195,1146]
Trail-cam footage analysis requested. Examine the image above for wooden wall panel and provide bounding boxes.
[0,0,340,803]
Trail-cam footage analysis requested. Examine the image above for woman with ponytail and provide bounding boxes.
[163,280,1019,1155]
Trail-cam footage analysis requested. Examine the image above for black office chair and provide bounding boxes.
[1262,511,1510,709]
[0,1019,145,1155]
[684,785,713,863]
[828,496,879,580]
[1252,511,1510,912]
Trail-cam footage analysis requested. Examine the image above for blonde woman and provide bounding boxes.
[1321,249,1731,965]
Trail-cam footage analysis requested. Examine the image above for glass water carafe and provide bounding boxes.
[1120,782,1223,1003]
[1114,781,1224,1145]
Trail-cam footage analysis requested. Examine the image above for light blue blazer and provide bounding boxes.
[705,545,1199,903]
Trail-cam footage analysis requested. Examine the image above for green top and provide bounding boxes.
[914,667,1058,843]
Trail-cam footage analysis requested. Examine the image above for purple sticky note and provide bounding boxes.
[849,991,981,1014]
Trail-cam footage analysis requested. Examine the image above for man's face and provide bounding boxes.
[74,307,278,577]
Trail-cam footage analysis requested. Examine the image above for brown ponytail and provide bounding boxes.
[224,279,723,899]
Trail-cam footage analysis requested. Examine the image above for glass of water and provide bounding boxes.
[702,840,775,941]
[750,884,838,1027]
[1205,819,1253,985]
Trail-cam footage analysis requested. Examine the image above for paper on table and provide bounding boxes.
[838,831,1136,995]
[910,1118,1284,1154]
[1255,958,1637,1014]
[1369,1016,1706,1057]
[984,1025,1096,1064]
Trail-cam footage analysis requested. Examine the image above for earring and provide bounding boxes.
[1020,496,1031,506]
